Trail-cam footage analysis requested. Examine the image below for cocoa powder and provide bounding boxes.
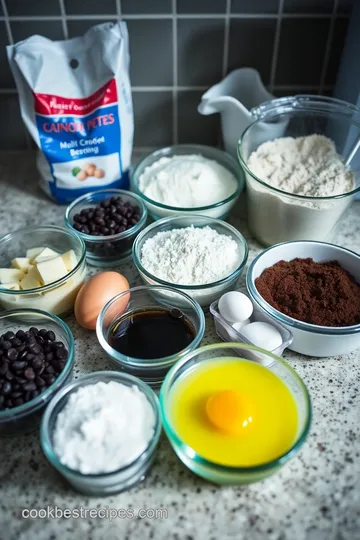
[255,257,360,327]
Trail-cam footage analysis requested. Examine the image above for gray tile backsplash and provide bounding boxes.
[0,95,27,150]
[177,0,227,14]
[132,91,173,147]
[325,17,350,84]
[7,0,61,16]
[11,20,65,42]
[64,0,117,15]
[178,91,220,146]
[121,0,172,14]
[177,19,225,86]
[0,0,354,150]
[126,19,173,86]
[283,0,334,13]
[0,22,14,88]
[231,0,279,14]
[276,18,330,85]
[228,19,277,86]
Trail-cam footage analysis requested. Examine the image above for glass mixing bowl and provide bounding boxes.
[131,144,244,220]
[238,95,360,246]
[160,342,312,485]
[0,309,75,436]
[65,189,148,267]
[132,215,248,309]
[40,371,161,495]
[97,285,205,387]
[0,225,87,316]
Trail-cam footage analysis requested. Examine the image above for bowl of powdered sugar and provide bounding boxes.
[132,145,244,220]
[132,215,248,308]
[238,95,360,246]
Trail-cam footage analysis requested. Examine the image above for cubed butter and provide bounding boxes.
[33,247,59,263]
[36,255,68,285]
[20,266,43,290]
[11,257,32,272]
[61,250,78,272]
[0,268,25,283]
[26,247,45,261]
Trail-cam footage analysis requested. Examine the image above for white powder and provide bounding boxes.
[245,134,355,245]
[247,135,354,197]
[138,154,237,207]
[53,381,155,474]
[140,226,241,285]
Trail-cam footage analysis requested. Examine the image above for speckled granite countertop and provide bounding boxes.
[1,151,360,540]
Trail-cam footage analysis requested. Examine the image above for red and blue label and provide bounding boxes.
[34,79,129,204]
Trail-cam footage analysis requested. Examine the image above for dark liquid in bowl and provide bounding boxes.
[109,308,196,359]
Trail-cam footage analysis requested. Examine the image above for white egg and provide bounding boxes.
[218,291,253,324]
[232,319,250,333]
[240,322,283,351]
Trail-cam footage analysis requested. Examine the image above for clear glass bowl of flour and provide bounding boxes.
[238,95,360,246]
[131,145,245,220]
[132,215,248,309]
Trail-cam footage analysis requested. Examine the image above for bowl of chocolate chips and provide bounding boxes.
[65,189,148,267]
[0,308,74,436]
[246,240,360,357]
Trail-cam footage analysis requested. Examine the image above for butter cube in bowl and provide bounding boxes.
[0,226,87,316]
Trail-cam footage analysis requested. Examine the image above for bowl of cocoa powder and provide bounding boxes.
[246,241,360,357]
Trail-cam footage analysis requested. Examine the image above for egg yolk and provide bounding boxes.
[205,390,253,435]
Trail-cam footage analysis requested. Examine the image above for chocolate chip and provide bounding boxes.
[24,368,36,380]
[45,331,55,342]
[7,348,19,361]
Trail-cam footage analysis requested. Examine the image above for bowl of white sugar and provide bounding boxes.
[238,95,360,246]
[131,145,244,220]
[132,215,248,309]
[40,371,161,496]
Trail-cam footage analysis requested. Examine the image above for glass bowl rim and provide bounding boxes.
[131,144,245,211]
[64,189,148,242]
[40,370,162,478]
[132,215,249,290]
[159,342,312,474]
[96,284,206,368]
[237,108,360,201]
[246,239,360,335]
[0,225,86,295]
[0,308,75,420]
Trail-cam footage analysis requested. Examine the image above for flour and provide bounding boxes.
[138,154,237,207]
[140,226,241,285]
[247,135,354,197]
[245,134,355,245]
[53,381,155,474]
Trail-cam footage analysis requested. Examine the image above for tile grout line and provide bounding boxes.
[1,0,12,44]
[269,0,284,93]
[0,85,335,94]
[222,0,231,78]
[115,0,122,18]
[59,0,68,39]
[0,13,350,21]
[172,0,178,145]
[0,85,335,95]
[319,0,338,94]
